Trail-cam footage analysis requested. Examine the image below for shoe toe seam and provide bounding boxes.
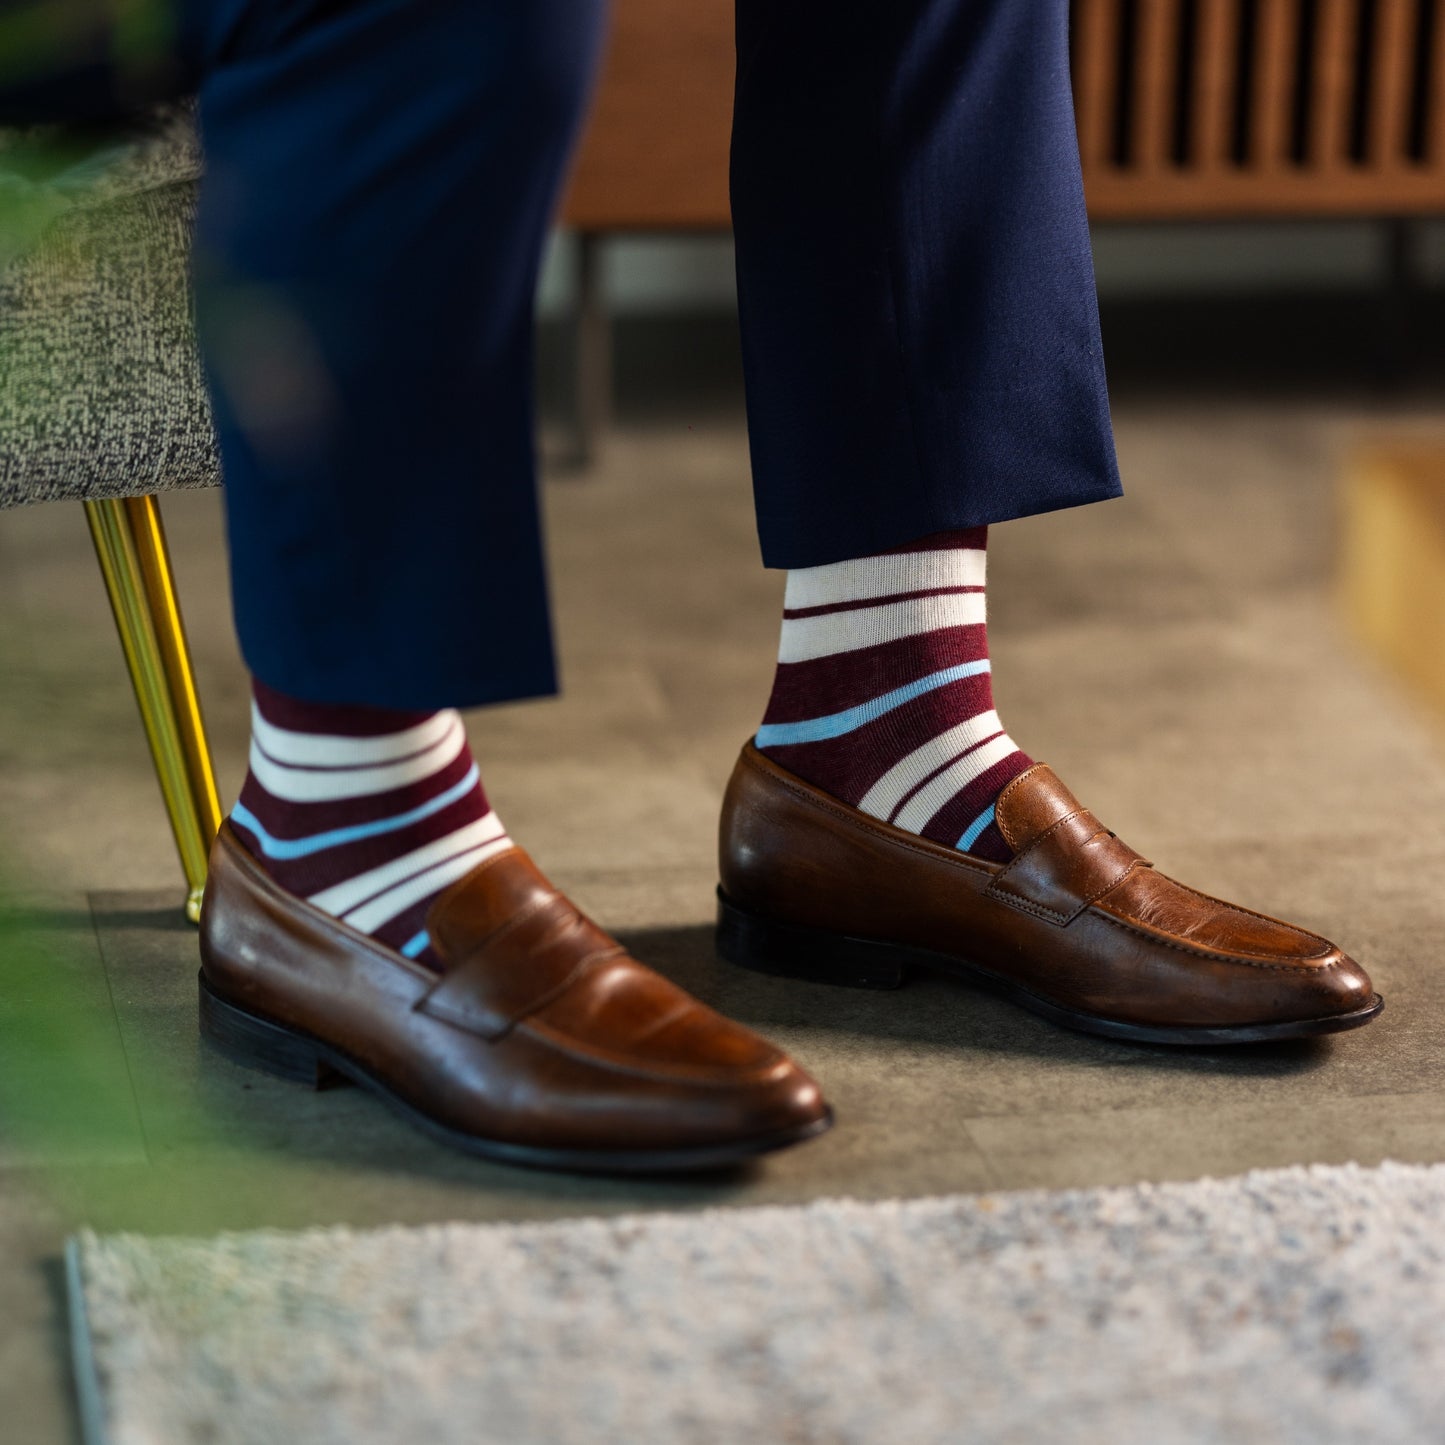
[1092,908,1342,971]
[514,1017,795,1088]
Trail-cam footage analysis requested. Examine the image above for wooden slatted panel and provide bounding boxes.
[561,0,734,229]
[1071,0,1445,213]
[1370,0,1418,166]
[1251,0,1301,169]
[1073,0,1123,166]
[1135,0,1184,169]
[1309,0,1357,167]
[561,0,1445,230]
[1193,0,1241,168]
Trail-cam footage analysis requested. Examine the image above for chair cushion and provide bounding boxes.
[0,102,219,509]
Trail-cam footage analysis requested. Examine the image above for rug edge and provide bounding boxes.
[67,1155,1444,1257]
[66,1235,110,1445]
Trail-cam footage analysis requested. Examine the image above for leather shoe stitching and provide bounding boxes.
[1074,857,1146,913]
[993,762,1054,851]
[988,891,1071,925]
[742,749,995,879]
[989,806,1086,877]
[1090,870,1332,956]
[421,946,625,1039]
[517,905,591,962]
[220,825,437,987]
[986,809,1141,923]
[984,807,1088,920]
[990,803,1329,958]
[1090,908,1342,969]
[424,844,531,933]
[737,753,1353,984]
[434,888,558,965]
[513,944,627,1029]
[741,754,1339,967]
[1148,878,1329,948]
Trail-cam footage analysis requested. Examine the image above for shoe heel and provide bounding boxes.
[716,890,906,990]
[198,971,347,1090]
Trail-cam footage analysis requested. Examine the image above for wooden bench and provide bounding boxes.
[560,0,1445,455]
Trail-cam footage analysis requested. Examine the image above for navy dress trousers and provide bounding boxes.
[2,0,1122,710]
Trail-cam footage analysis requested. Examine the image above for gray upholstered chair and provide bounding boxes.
[0,104,221,921]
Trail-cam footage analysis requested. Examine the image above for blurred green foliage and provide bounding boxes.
[0,857,298,1232]
[0,2,182,269]
[0,884,141,1163]
[0,1,177,91]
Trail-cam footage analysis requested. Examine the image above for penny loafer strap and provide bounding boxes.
[419,884,625,1040]
[983,807,1146,925]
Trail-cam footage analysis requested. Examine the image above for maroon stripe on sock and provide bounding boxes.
[315,845,464,921]
[372,895,438,954]
[762,690,995,808]
[762,669,999,805]
[752,741,883,808]
[916,751,1034,858]
[762,625,990,724]
[782,585,985,620]
[756,525,1035,864]
[250,726,458,775]
[233,682,501,976]
[252,678,437,737]
[239,792,496,902]
[769,675,996,757]
[963,820,1012,862]
[884,729,1006,825]
[234,747,479,841]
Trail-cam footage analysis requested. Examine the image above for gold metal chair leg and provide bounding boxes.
[84,495,222,924]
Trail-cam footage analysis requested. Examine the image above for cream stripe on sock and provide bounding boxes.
[891,732,1022,834]
[778,592,987,664]
[250,704,459,769]
[248,715,467,803]
[784,548,986,611]
[341,836,515,935]
[857,709,1005,820]
[306,810,508,916]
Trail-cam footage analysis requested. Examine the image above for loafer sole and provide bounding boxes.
[198,969,833,1174]
[716,890,1384,1046]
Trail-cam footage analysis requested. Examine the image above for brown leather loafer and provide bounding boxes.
[199,822,832,1172]
[717,744,1382,1045]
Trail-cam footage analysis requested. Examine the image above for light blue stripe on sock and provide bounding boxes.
[754,660,992,749]
[400,930,430,959]
[957,803,997,852]
[230,762,481,860]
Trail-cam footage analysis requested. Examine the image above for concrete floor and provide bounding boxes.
[5,359,1445,1438]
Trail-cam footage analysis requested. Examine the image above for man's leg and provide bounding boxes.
[734,0,1106,863]
[188,0,595,964]
[191,0,594,709]
[731,0,1120,564]
[720,0,1381,1045]
[185,0,829,1167]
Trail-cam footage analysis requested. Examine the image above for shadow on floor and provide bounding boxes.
[617,923,1338,1083]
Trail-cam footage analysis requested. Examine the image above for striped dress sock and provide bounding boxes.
[228,681,513,971]
[756,527,1032,863]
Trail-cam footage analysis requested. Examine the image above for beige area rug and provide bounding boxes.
[68,1161,1445,1445]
